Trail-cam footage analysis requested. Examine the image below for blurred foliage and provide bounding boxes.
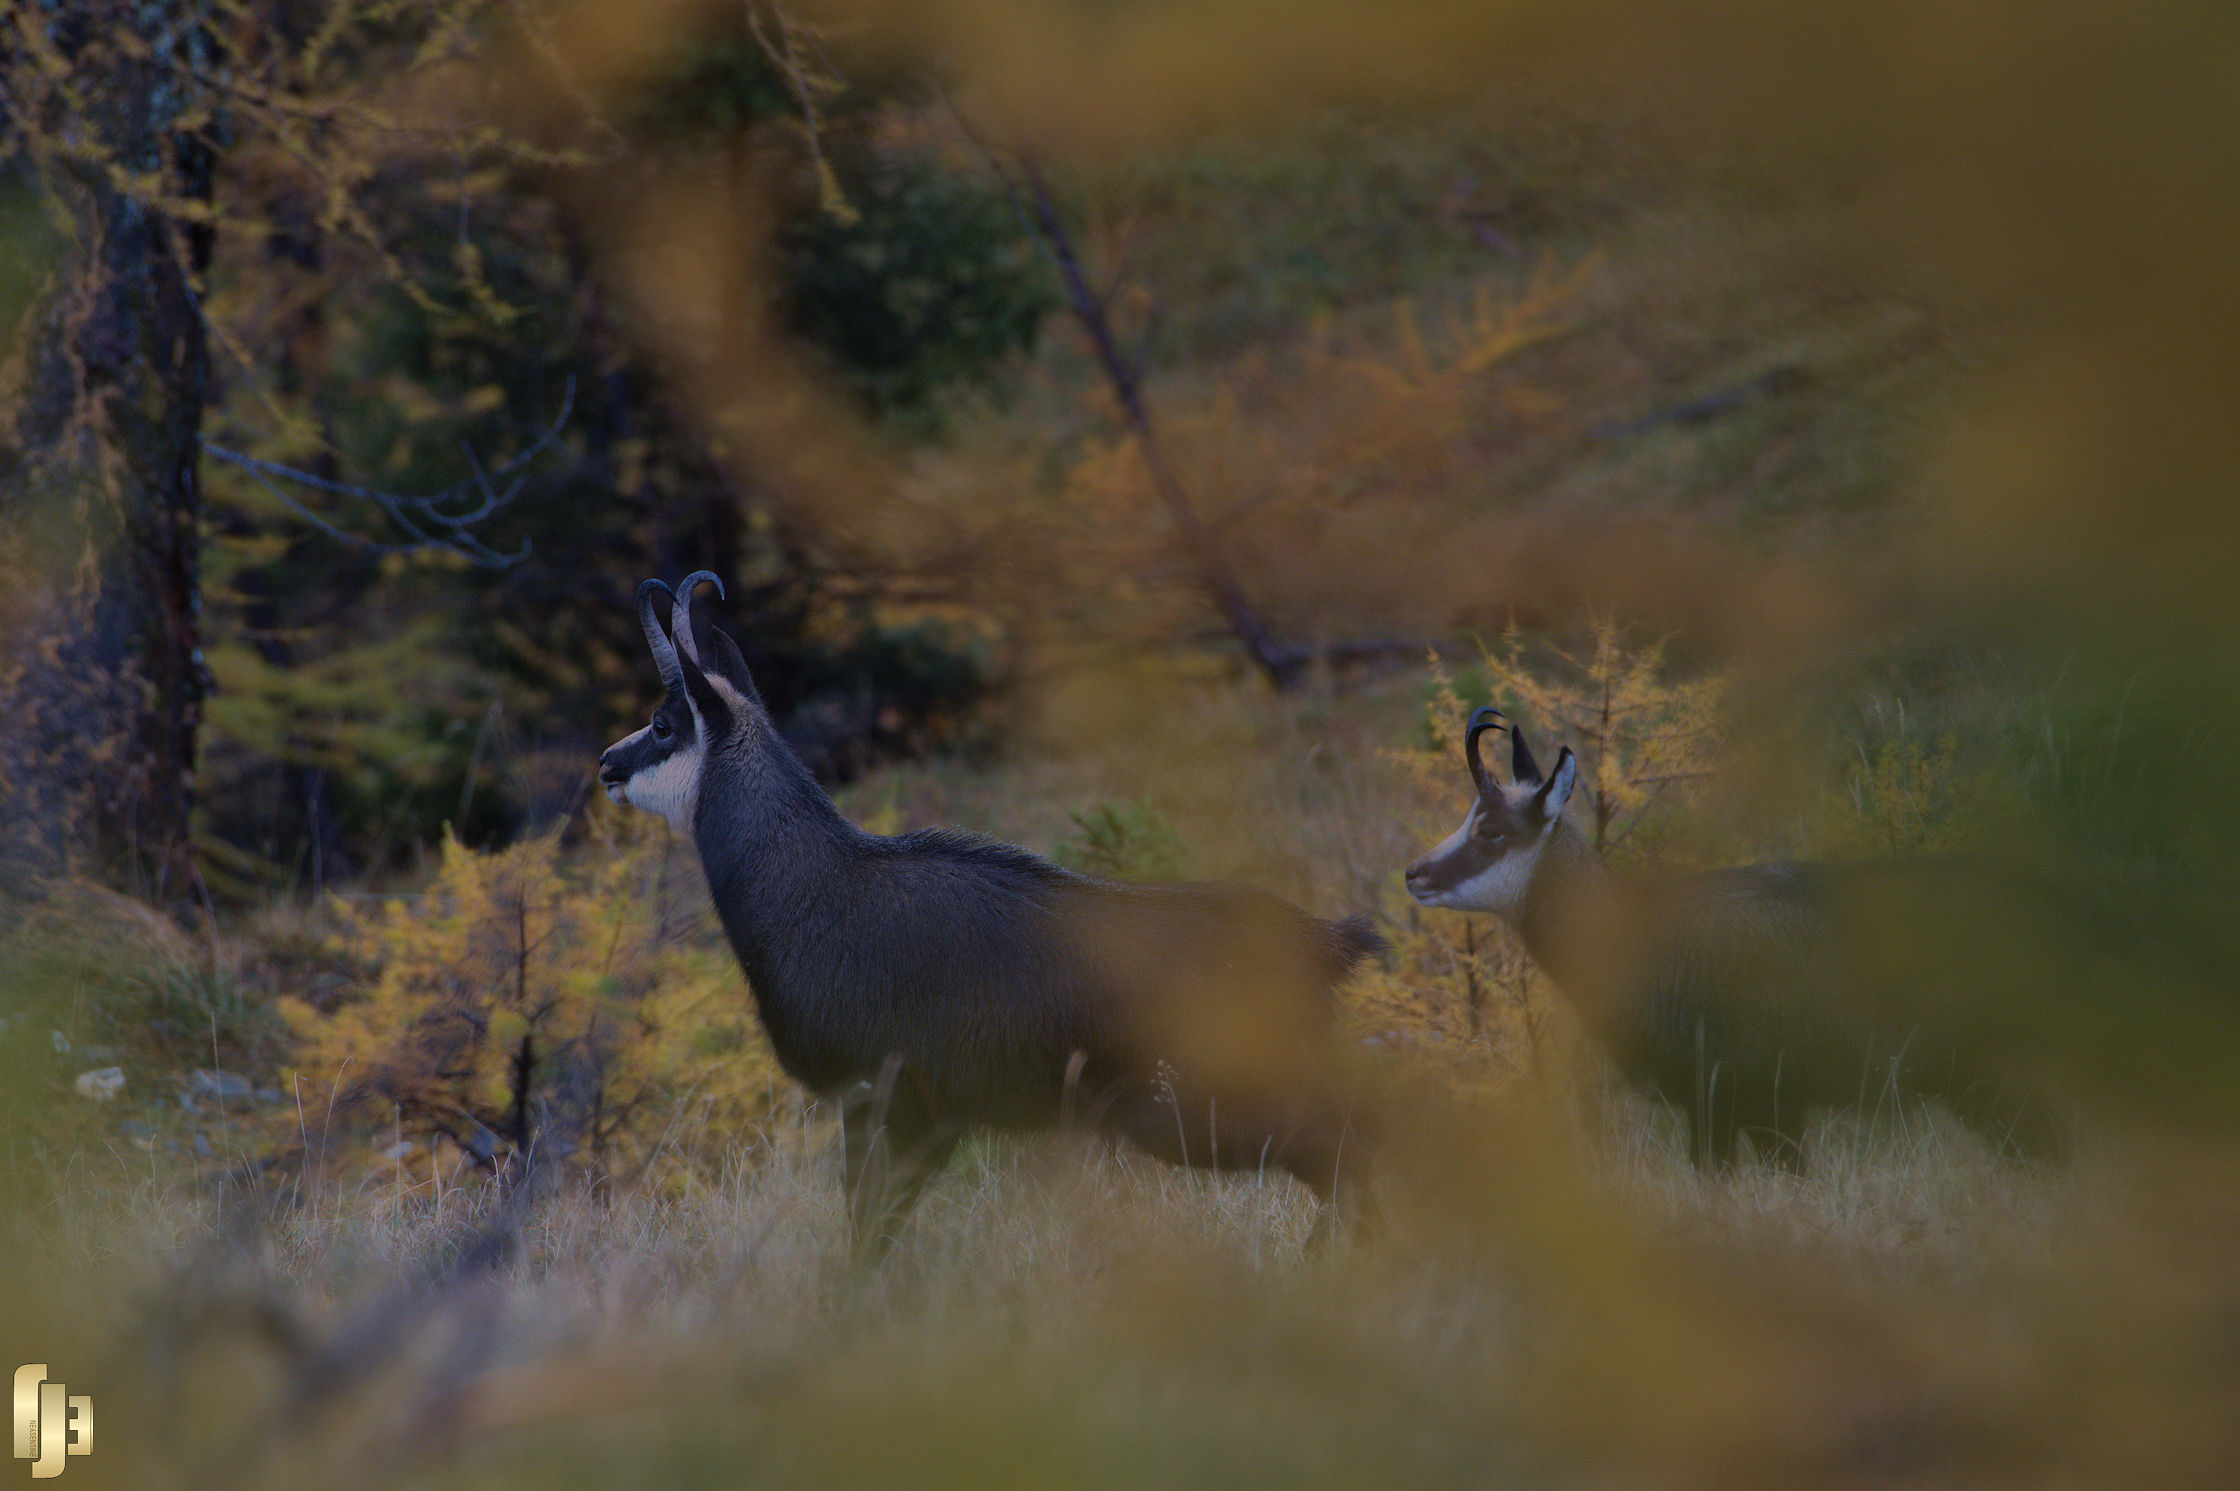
[998,258,1595,658]
[1060,110,1641,363]
[1811,731,2018,859]
[782,146,1056,426]
[0,170,64,356]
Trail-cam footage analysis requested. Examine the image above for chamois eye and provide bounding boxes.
[652,717,673,741]
[1474,818,1506,844]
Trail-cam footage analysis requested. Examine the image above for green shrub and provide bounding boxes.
[1053,799,1191,882]
[783,150,1056,425]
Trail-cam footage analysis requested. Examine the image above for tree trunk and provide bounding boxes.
[0,6,214,901]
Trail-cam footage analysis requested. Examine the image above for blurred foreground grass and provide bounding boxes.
[6,1021,2232,1489]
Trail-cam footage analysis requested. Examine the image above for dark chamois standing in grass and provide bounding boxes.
[1405,708,2063,1170]
[600,573,1385,1258]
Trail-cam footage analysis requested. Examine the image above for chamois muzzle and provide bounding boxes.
[1403,844,1465,902]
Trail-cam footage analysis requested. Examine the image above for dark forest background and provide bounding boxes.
[0,2,1064,903]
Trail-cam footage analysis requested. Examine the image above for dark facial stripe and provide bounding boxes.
[601,696,697,779]
[1412,833,1505,895]
[1411,800,1521,896]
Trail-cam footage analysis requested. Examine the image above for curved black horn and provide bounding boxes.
[1463,706,1506,795]
[670,570,727,663]
[638,578,683,693]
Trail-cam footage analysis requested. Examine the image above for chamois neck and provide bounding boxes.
[1514,822,1626,994]
[692,723,866,895]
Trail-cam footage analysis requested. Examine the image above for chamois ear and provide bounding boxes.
[676,643,734,737]
[1510,724,1543,786]
[1533,747,1578,826]
[698,615,763,702]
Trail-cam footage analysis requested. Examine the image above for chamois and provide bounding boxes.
[1405,707,2056,1169]
[600,573,1384,1257]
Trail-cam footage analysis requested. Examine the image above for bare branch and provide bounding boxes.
[983,140,1304,687]
[748,3,851,220]
[944,100,1447,689]
[203,377,574,569]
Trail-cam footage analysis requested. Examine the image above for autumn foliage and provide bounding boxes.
[282,811,783,1186]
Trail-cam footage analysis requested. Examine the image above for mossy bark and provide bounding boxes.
[0,3,214,900]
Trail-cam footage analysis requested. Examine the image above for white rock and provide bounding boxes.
[74,1067,126,1102]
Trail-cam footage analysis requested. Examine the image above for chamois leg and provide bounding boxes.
[839,1056,960,1265]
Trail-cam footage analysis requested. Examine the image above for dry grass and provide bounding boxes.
[11,665,2237,1489]
[9,1067,2195,1491]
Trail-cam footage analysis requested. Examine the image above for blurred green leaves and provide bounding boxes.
[783,148,1056,426]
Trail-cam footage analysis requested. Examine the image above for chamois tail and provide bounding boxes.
[1324,913,1389,977]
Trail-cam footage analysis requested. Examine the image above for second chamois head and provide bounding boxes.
[1404,707,1581,918]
